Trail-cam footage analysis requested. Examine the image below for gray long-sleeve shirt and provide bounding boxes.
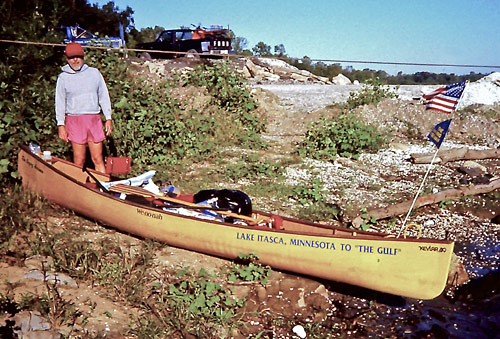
[55,64,112,126]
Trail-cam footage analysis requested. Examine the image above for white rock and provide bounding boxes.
[245,59,260,76]
[463,160,487,173]
[293,325,307,338]
[290,73,310,82]
[257,57,300,72]
[331,73,352,85]
[262,72,281,82]
[458,72,500,107]
[315,75,331,83]
[424,220,436,227]
[240,66,252,78]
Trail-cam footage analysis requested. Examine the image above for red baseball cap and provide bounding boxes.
[65,42,84,58]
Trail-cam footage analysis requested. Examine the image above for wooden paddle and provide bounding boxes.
[109,184,269,225]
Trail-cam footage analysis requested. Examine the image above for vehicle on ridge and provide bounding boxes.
[135,25,232,59]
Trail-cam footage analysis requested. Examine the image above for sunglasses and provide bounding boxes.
[67,56,83,60]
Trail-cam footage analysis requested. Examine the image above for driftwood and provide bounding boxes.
[352,178,500,227]
[410,147,500,164]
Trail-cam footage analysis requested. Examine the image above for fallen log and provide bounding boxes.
[352,178,500,227]
[410,147,500,164]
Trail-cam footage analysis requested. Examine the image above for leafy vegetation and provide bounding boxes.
[92,50,216,173]
[297,78,394,162]
[132,267,246,337]
[222,154,285,181]
[344,77,399,109]
[1,199,279,336]
[290,177,342,222]
[291,177,327,205]
[438,199,454,209]
[227,252,272,285]
[0,0,136,181]
[2,2,498,337]
[298,113,386,161]
[184,61,266,148]
[357,207,378,231]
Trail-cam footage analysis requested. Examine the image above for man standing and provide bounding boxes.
[55,42,112,173]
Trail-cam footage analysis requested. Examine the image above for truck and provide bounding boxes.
[59,24,125,48]
[135,25,232,59]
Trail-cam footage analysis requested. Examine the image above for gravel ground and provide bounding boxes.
[251,81,500,338]
[254,80,500,229]
[254,72,500,110]
[254,83,430,111]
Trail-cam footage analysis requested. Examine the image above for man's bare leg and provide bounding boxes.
[88,141,105,173]
[71,142,86,168]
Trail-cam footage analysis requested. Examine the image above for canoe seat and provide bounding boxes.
[85,182,98,189]
[176,194,194,203]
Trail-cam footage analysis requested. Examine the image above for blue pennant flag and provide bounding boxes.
[427,119,452,148]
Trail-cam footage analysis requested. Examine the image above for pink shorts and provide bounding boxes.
[66,114,105,144]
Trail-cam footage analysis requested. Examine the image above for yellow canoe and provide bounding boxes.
[18,145,454,299]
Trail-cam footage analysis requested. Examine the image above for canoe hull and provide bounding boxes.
[18,146,454,299]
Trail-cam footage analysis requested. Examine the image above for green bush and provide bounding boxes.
[0,0,74,184]
[299,78,390,161]
[298,113,386,161]
[185,61,266,148]
[92,51,220,174]
[227,252,272,285]
[131,266,245,337]
[97,55,266,178]
[70,52,266,178]
[346,77,398,109]
[289,177,342,222]
[0,45,67,183]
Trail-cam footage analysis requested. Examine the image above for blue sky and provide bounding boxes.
[95,0,499,75]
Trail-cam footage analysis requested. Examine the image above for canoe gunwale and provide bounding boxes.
[17,145,455,244]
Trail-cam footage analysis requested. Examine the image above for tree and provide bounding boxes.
[252,41,272,57]
[0,0,135,183]
[232,36,252,55]
[274,44,286,57]
[128,26,165,47]
[56,1,135,39]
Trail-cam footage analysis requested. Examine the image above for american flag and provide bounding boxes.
[423,81,466,114]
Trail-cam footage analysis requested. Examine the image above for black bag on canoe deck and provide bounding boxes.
[193,189,252,217]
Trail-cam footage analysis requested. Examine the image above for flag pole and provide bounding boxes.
[396,144,443,238]
[396,81,468,238]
